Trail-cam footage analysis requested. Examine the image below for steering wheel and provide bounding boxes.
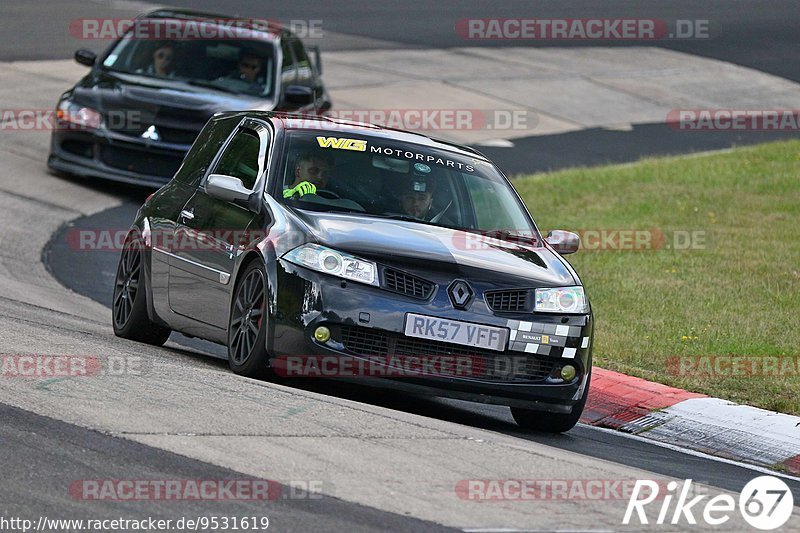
[315,189,341,200]
[430,200,453,223]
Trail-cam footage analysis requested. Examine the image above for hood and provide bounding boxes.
[69,70,275,143]
[291,210,576,287]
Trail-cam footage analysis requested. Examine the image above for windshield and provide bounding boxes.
[277,131,539,241]
[101,20,276,98]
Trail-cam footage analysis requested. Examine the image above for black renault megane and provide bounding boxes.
[112,111,593,432]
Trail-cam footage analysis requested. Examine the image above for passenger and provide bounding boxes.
[231,51,264,83]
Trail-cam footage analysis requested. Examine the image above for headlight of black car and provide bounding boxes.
[283,244,379,286]
[534,286,589,313]
[56,99,103,130]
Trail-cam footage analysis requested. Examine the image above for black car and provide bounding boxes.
[112,111,593,432]
[48,9,330,187]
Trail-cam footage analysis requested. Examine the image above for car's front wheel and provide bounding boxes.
[227,260,271,378]
[511,371,591,433]
[112,231,171,346]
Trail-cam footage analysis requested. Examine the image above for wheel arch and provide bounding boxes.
[127,221,169,329]
[229,245,278,356]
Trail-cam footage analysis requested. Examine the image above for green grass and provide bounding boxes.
[514,140,800,414]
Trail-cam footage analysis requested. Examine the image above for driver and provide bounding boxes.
[137,41,176,77]
[397,175,434,220]
[282,153,333,199]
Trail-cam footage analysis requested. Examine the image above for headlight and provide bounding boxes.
[283,244,378,286]
[56,100,102,130]
[534,286,589,313]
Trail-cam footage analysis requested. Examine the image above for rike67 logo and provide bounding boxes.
[624,476,794,530]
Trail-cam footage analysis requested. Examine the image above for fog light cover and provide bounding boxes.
[560,365,577,381]
[314,326,331,343]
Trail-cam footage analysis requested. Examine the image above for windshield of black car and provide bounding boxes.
[277,131,539,241]
[101,21,276,97]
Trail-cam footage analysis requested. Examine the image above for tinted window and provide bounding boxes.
[101,21,277,97]
[290,39,309,67]
[278,132,537,239]
[463,173,530,233]
[280,38,297,84]
[173,115,241,187]
[213,129,262,190]
[290,39,312,82]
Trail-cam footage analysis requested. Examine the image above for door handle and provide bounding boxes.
[180,209,194,221]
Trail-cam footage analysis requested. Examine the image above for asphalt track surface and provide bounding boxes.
[1,403,453,532]
[3,1,800,531]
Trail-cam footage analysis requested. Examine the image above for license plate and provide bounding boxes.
[404,313,508,352]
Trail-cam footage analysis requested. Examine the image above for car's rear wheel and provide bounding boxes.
[511,371,591,433]
[112,231,171,346]
[227,261,271,378]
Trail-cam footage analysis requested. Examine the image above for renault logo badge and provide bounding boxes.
[141,125,160,141]
[448,280,474,309]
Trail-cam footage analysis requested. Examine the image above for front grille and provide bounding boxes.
[150,126,199,145]
[340,325,556,382]
[485,289,531,312]
[111,125,199,145]
[339,326,389,357]
[61,140,93,158]
[100,145,183,178]
[382,268,435,299]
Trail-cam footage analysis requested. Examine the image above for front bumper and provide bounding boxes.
[270,261,593,413]
[48,127,190,188]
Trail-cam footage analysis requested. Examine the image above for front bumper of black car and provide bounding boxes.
[270,261,593,413]
[48,127,190,188]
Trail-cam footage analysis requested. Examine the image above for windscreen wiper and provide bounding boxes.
[185,80,241,94]
[489,229,540,246]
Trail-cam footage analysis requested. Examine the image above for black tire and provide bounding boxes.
[511,371,591,433]
[227,260,271,379]
[112,231,171,346]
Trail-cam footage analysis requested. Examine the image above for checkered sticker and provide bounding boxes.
[506,319,589,358]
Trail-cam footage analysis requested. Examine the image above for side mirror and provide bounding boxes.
[546,230,580,255]
[283,85,314,107]
[307,45,322,75]
[206,174,252,205]
[74,49,97,67]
